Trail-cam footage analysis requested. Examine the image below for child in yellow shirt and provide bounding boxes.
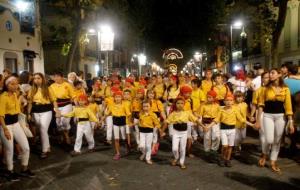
[138,100,161,165]
[104,90,131,160]
[199,90,221,160]
[62,94,99,156]
[123,89,133,151]
[161,97,200,169]
[131,88,145,147]
[233,91,249,155]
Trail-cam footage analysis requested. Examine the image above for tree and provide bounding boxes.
[44,0,104,73]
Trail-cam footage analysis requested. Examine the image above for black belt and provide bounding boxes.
[202,118,214,124]
[5,114,18,125]
[139,127,154,133]
[78,118,89,122]
[57,98,71,107]
[220,123,235,130]
[95,100,102,105]
[113,116,126,126]
[32,103,53,113]
[173,123,188,131]
[264,101,285,114]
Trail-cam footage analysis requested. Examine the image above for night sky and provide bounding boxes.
[136,0,225,62]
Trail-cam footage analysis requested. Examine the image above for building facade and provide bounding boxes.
[0,0,44,74]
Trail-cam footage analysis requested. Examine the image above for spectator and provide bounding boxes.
[281,62,293,79]
[285,64,300,96]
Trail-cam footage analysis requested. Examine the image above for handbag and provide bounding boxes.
[18,113,33,138]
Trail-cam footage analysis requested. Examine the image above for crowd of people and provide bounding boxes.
[0,62,300,183]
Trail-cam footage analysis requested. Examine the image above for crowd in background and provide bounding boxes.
[0,62,300,183]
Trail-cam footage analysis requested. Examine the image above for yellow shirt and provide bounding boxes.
[63,106,98,123]
[252,87,264,105]
[28,87,56,104]
[93,89,104,99]
[201,80,214,97]
[183,98,193,111]
[131,98,142,112]
[74,88,86,101]
[0,92,21,116]
[213,85,228,100]
[214,106,245,126]
[104,86,112,97]
[150,99,164,113]
[106,102,131,117]
[191,88,205,111]
[164,86,180,100]
[104,97,114,107]
[199,103,220,119]
[88,103,100,116]
[234,102,248,128]
[258,86,293,115]
[139,112,161,129]
[50,82,75,100]
[153,83,165,99]
[166,110,198,124]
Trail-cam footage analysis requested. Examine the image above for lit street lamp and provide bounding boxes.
[193,51,203,77]
[138,53,147,76]
[229,20,243,73]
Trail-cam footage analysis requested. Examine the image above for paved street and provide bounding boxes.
[1,134,300,190]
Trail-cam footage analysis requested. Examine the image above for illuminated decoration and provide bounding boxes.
[168,64,177,73]
[163,48,183,60]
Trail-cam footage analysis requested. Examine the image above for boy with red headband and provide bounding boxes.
[131,88,145,147]
[207,94,253,167]
[62,94,99,156]
[198,90,221,162]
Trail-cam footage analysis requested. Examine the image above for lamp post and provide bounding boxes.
[229,20,243,73]
[193,51,202,77]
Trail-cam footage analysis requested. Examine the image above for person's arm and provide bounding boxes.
[289,75,300,80]
[0,116,11,140]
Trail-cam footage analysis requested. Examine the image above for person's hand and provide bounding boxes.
[203,126,209,133]
[3,127,11,140]
[250,116,256,123]
[27,114,32,122]
[160,130,166,138]
[254,121,260,130]
[288,121,295,134]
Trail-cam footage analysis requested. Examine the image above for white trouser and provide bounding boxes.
[106,116,113,141]
[139,132,153,161]
[0,122,30,171]
[74,122,95,152]
[168,125,173,137]
[172,129,188,165]
[134,118,140,145]
[187,122,198,140]
[203,123,220,152]
[33,111,52,153]
[235,128,247,147]
[113,125,126,140]
[220,129,236,146]
[56,104,72,131]
[259,113,270,154]
[153,128,158,143]
[262,113,285,161]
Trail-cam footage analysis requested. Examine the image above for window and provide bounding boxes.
[5,58,18,73]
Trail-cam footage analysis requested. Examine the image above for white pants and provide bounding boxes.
[172,129,188,165]
[259,113,270,155]
[187,122,198,140]
[125,125,131,135]
[153,128,158,143]
[56,104,72,131]
[113,125,126,140]
[262,113,286,161]
[74,122,95,152]
[235,128,247,147]
[33,111,52,153]
[203,123,220,152]
[106,116,113,141]
[0,122,30,171]
[168,125,173,137]
[134,118,140,145]
[139,132,153,161]
[220,129,236,146]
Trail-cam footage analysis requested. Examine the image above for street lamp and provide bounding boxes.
[16,1,30,12]
[138,53,147,76]
[229,20,243,73]
[193,51,203,77]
